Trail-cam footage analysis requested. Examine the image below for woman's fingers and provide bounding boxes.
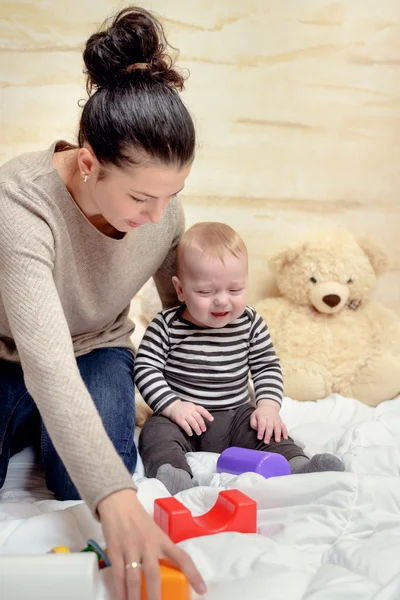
[163,537,207,595]
[107,543,128,600]
[125,559,143,600]
[140,543,162,600]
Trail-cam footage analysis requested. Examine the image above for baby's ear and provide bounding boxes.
[268,242,304,274]
[357,236,389,276]
[172,276,185,302]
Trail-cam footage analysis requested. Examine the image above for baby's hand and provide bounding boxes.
[250,400,288,444]
[161,400,214,436]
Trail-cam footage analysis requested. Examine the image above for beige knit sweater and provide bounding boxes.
[0,142,184,514]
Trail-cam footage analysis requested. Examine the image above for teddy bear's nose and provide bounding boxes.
[323,294,341,308]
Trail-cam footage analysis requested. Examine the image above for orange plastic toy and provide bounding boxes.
[141,560,191,600]
[154,489,257,543]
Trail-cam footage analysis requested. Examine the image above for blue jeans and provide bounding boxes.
[0,347,137,500]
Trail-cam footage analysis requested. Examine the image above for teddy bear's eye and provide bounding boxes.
[310,276,317,283]
[347,277,353,284]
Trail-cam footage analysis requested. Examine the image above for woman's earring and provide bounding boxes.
[82,173,88,183]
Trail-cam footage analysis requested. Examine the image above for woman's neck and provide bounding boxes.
[52,148,122,239]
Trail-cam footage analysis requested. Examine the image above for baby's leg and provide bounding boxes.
[289,454,344,474]
[139,415,196,494]
[229,404,344,473]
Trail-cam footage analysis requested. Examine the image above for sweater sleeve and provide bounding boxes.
[134,312,181,414]
[0,184,136,515]
[152,197,185,309]
[248,308,284,407]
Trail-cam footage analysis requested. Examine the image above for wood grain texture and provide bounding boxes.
[1,0,399,312]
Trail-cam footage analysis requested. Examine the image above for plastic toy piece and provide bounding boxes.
[141,560,191,600]
[154,489,257,543]
[51,546,71,554]
[217,446,291,479]
[85,539,111,568]
[50,540,110,569]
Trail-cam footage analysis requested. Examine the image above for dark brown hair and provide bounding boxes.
[78,6,195,169]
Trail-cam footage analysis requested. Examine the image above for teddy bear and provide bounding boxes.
[255,229,400,406]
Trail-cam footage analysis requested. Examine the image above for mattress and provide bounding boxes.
[1,394,400,600]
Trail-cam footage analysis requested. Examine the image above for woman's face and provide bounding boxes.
[80,150,192,233]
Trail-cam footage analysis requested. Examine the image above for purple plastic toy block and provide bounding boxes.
[217,447,291,479]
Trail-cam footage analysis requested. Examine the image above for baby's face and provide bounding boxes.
[174,246,248,328]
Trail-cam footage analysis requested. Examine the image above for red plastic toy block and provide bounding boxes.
[154,489,257,543]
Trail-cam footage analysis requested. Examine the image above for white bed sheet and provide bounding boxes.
[1,394,400,600]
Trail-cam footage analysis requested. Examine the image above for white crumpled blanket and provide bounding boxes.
[1,394,400,600]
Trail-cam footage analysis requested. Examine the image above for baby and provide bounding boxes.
[135,222,344,494]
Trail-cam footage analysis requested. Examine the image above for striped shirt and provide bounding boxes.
[134,305,284,414]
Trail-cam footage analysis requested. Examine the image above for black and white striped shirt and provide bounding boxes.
[134,305,284,415]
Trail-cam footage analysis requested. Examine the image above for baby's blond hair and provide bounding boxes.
[177,222,247,276]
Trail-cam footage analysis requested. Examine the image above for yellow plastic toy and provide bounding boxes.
[51,546,71,554]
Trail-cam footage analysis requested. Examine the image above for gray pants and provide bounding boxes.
[139,403,307,478]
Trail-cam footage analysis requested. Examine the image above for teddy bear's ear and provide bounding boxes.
[357,236,389,276]
[268,243,303,273]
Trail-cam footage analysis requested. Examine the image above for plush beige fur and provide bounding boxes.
[135,397,153,427]
[255,230,400,406]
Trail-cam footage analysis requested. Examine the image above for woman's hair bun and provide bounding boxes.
[83,6,185,93]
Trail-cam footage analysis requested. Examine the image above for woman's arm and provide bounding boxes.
[0,183,135,514]
[152,197,185,308]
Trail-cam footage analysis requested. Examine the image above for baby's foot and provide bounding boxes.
[289,454,345,474]
[156,464,195,495]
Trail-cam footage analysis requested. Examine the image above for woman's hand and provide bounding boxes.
[98,489,206,600]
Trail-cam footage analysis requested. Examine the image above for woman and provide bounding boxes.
[0,6,206,600]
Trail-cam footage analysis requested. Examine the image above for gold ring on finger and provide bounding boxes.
[125,561,142,570]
